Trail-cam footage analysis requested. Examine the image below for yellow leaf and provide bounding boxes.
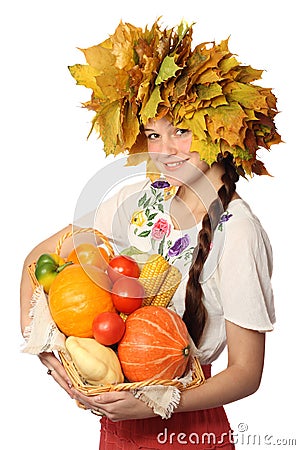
[110,21,142,70]
[206,103,248,148]
[96,101,121,155]
[178,110,207,141]
[81,44,114,71]
[219,56,240,74]
[196,83,223,101]
[190,137,220,166]
[122,102,140,149]
[140,86,162,123]
[225,81,270,111]
[68,64,103,98]
[235,65,263,83]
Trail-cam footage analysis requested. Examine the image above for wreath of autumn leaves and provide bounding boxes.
[69,20,281,177]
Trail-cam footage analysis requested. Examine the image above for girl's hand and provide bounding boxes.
[71,389,157,422]
[38,352,74,398]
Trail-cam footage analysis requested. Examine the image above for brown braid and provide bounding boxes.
[182,154,239,346]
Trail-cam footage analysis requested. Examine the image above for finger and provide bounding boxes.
[94,391,127,405]
[48,368,74,397]
[39,352,73,388]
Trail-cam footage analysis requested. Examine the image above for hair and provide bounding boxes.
[182,153,239,347]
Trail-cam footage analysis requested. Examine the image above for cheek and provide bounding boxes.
[147,141,160,153]
[181,137,193,154]
[189,151,210,171]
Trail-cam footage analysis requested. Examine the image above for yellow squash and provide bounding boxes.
[66,336,124,385]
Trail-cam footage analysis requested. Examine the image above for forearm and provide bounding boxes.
[177,363,261,413]
[177,325,265,413]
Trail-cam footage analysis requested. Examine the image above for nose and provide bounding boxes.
[160,136,178,156]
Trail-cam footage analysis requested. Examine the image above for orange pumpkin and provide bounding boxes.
[67,243,109,270]
[48,264,114,337]
[118,306,190,382]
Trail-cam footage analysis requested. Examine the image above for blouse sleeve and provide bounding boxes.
[75,179,151,252]
[215,215,276,332]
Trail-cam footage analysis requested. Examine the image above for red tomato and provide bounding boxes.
[108,255,140,283]
[112,277,144,314]
[92,311,126,346]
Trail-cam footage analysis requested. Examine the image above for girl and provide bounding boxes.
[20,20,280,450]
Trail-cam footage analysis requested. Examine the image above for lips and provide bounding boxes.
[162,159,189,171]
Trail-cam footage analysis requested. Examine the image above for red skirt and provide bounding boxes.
[99,365,235,450]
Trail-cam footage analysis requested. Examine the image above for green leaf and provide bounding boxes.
[158,235,166,255]
[143,198,151,208]
[148,212,158,221]
[138,230,151,237]
[138,193,147,207]
[177,20,191,42]
[155,56,181,85]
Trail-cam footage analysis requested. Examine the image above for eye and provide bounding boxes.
[145,132,160,140]
[174,128,191,136]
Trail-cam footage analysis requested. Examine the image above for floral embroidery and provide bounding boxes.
[168,234,190,257]
[151,218,171,240]
[131,210,147,227]
[130,182,194,264]
[217,211,233,231]
[151,180,170,189]
[164,185,177,201]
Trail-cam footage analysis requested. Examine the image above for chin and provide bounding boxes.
[164,175,184,187]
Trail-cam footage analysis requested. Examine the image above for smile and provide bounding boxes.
[163,159,188,169]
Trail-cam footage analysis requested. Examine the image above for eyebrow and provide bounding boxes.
[144,122,173,132]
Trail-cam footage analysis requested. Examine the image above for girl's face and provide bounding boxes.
[144,117,209,186]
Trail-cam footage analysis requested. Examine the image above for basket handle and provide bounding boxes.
[55,227,115,259]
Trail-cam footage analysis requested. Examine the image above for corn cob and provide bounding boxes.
[151,265,182,307]
[139,254,170,306]
[119,312,128,322]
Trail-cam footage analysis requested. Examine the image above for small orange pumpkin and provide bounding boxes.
[67,243,109,270]
[118,306,190,382]
[48,264,114,337]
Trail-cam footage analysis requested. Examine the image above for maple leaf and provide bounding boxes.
[177,110,207,141]
[121,101,140,149]
[190,137,221,166]
[68,64,103,98]
[205,103,248,148]
[111,21,142,70]
[80,44,115,71]
[219,55,240,75]
[225,81,270,111]
[140,85,162,123]
[235,65,263,83]
[196,83,223,102]
[155,56,181,85]
[96,101,121,155]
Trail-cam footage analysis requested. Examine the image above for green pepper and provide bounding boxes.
[35,253,72,293]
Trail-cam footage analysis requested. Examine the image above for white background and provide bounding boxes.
[1,0,298,448]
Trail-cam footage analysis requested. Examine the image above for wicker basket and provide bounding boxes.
[27,227,205,394]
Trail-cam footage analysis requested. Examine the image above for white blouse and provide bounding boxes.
[77,178,275,365]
